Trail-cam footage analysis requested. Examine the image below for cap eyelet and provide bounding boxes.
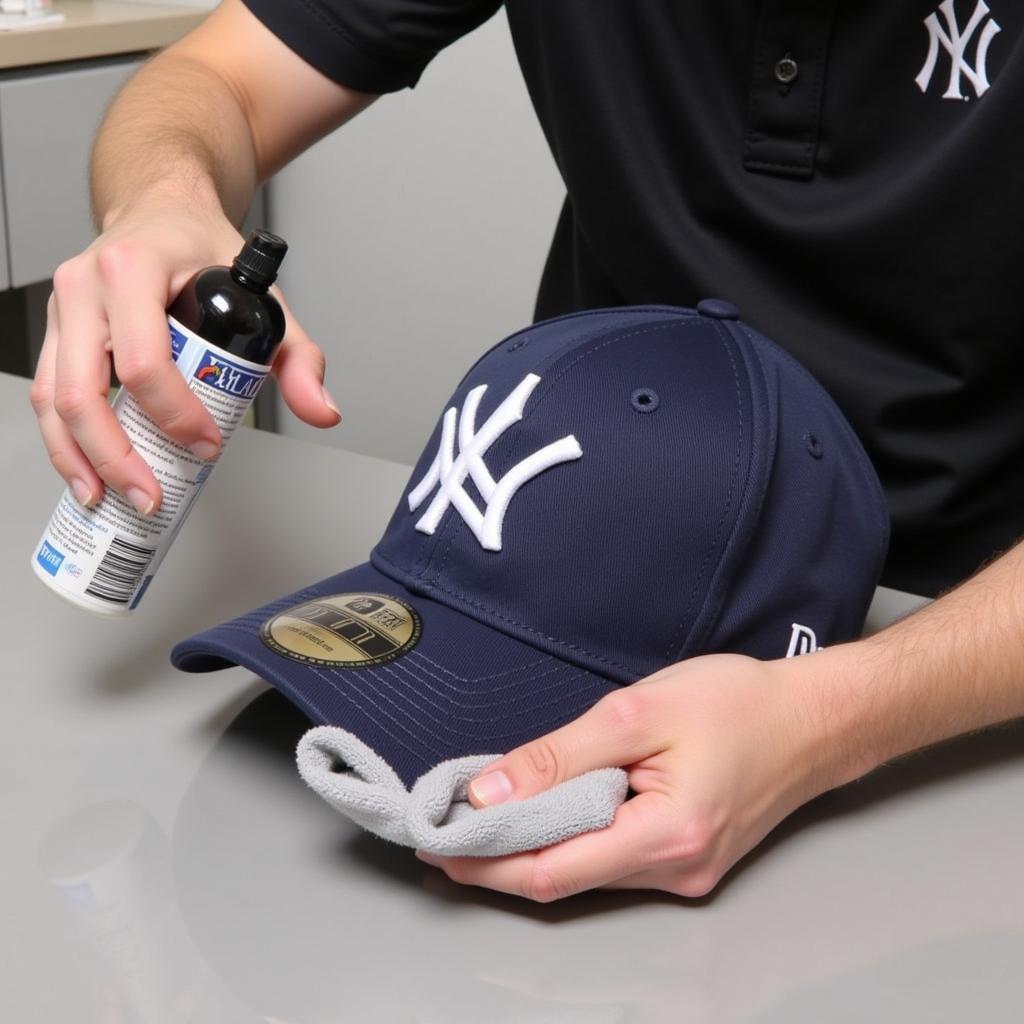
[507,338,528,352]
[631,388,660,413]
[803,431,823,459]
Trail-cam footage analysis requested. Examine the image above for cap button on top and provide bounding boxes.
[696,298,740,321]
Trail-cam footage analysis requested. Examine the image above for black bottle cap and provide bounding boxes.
[232,229,288,288]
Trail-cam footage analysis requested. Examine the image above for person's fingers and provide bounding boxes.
[419,793,677,902]
[101,243,222,459]
[270,290,341,428]
[52,265,161,513]
[466,686,667,808]
[29,293,104,505]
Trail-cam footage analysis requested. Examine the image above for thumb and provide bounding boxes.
[467,688,657,808]
[270,290,342,428]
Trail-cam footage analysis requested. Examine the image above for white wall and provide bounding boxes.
[267,9,564,465]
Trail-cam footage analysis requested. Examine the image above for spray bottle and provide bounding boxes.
[32,229,288,614]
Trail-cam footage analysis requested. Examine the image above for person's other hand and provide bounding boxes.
[30,198,340,513]
[416,652,852,901]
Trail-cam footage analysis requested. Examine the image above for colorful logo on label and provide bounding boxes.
[36,540,65,576]
[63,562,83,579]
[193,351,265,400]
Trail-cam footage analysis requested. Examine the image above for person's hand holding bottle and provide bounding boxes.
[30,196,340,515]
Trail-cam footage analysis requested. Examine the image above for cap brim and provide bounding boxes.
[172,562,619,787]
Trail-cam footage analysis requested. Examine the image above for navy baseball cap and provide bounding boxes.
[172,303,890,787]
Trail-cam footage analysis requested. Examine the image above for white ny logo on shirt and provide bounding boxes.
[916,0,1002,100]
[407,374,583,551]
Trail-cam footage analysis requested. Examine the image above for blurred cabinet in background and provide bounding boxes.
[0,56,140,288]
[0,139,6,289]
[0,1,210,379]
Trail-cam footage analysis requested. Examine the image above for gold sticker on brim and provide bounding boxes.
[260,593,422,668]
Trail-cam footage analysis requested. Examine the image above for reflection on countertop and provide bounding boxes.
[38,800,260,1023]
[44,688,1011,1024]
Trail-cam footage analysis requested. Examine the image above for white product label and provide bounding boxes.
[32,316,270,612]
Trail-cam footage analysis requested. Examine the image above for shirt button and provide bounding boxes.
[774,55,799,85]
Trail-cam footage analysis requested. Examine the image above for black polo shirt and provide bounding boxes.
[242,0,1024,598]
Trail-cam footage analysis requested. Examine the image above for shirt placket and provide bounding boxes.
[742,0,840,180]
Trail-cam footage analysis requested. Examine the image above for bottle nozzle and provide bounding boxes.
[232,229,288,288]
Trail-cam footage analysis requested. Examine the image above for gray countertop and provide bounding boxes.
[2,370,1022,1022]
[0,1,206,71]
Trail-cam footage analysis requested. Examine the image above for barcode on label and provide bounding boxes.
[85,536,156,604]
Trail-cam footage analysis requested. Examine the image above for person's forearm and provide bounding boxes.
[91,53,259,233]
[793,539,1024,790]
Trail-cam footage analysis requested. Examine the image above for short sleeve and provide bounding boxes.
[240,0,504,93]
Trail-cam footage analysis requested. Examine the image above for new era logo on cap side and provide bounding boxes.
[407,373,583,552]
[786,623,821,658]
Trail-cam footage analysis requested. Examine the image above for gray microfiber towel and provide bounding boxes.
[297,726,629,858]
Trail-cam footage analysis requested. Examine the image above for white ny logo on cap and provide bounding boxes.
[407,373,582,551]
